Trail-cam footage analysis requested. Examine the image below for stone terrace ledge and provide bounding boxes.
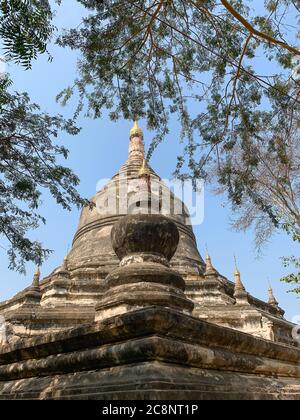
[0,307,300,400]
[0,194,299,400]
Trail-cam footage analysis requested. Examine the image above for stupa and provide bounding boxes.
[0,122,299,400]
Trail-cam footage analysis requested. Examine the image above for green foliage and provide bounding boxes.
[56,0,300,291]
[281,257,300,294]
[281,224,300,294]
[0,76,86,272]
[56,1,299,177]
[0,0,54,68]
[0,1,87,272]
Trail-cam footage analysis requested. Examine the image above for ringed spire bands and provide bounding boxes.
[128,121,145,161]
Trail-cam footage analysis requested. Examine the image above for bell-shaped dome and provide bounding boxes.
[67,123,205,277]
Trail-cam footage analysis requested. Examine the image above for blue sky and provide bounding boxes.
[0,1,298,321]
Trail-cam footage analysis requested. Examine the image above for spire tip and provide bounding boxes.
[130,120,143,138]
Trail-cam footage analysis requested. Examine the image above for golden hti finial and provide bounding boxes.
[268,281,279,307]
[234,255,240,276]
[130,120,143,138]
[205,243,209,257]
[138,159,151,177]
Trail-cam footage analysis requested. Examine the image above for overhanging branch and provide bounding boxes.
[220,0,300,56]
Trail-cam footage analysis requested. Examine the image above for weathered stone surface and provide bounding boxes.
[1,363,300,400]
[0,124,299,400]
[68,159,205,276]
[111,214,179,261]
[0,150,295,345]
[95,214,194,320]
[0,308,299,400]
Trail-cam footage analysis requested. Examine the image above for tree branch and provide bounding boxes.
[220,0,300,56]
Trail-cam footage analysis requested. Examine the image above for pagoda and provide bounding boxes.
[0,123,299,400]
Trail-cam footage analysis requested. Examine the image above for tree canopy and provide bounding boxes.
[0,1,86,272]
[57,1,300,199]
[0,0,299,281]
[0,0,54,68]
[56,0,300,289]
